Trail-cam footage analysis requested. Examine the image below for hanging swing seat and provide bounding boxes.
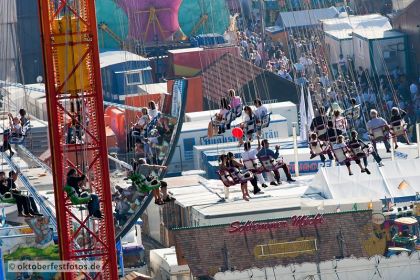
[333,117,347,131]
[0,192,16,204]
[309,140,330,156]
[233,105,243,118]
[392,234,417,245]
[370,125,390,143]
[64,185,91,205]
[145,113,161,136]
[9,122,31,145]
[315,123,328,138]
[348,142,372,159]
[217,168,253,187]
[218,169,236,187]
[211,110,238,133]
[258,156,285,172]
[130,173,161,193]
[243,119,256,135]
[343,105,361,120]
[224,110,235,129]
[242,159,264,174]
[257,112,272,131]
[331,146,352,164]
[390,120,407,137]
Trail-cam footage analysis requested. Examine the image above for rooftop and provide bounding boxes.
[276,6,340,29]
[321,13,392,31]
[168,47,203,54]
[322,14,392,40]
[166,173,382,224]
[200,53,263,104]
[137,83,168,95]
[99,51,149,68]
[353,29,405,40]
[324,29,353,40]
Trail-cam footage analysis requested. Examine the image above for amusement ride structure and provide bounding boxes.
[1,0,420,279]
[37,0,119,278]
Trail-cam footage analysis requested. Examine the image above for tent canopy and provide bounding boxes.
[308,159,420,201]
[276,6,339,29]
[321,13,392,34]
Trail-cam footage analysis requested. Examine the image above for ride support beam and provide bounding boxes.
[37,0,118,279]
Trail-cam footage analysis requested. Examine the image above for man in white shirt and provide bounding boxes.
[254,99,268,120]
[241,141,267,190]
[366,109,391,152]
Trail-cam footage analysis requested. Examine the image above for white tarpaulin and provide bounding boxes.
[308,159,420,201]
[276,6,339,29]
[321,14,392,33]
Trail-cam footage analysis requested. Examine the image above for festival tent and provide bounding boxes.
[321,14,392,65]
[275,6,339,29]
[308,159,420,202]
[321,14,392,33]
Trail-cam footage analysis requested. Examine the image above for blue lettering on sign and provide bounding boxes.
[288,160,332,174]
[201,129,278,146]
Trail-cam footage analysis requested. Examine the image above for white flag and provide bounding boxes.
[299,86,307,141]
[307,87,315,126]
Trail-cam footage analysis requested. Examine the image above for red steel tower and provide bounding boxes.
[38,0,118,278]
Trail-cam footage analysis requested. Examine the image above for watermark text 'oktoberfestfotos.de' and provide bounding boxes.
[8,261,103,273]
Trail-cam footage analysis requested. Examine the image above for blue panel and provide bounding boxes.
[183,138,196,161]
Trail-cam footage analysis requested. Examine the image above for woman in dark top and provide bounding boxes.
[220,153,251,201]
[66,169,102,218]
[390,107,410,147]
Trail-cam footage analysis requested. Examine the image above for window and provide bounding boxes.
[125,71,144,86]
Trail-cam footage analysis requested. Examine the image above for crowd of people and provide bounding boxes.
[127,100,173,165]
[233,8,419,135]
[209,89,271,145]
[225,8,419,175]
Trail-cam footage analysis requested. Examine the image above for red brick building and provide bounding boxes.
[171,210,374,278]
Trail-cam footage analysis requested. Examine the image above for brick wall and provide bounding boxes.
[172,211,373,277]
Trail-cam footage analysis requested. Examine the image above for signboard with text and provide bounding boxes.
[229,214,325,233]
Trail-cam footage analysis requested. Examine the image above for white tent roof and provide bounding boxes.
[321,14,392,36]
[99,51,149,68]
[276,6,339,29]
[353,29,404,40]
[308,159,420,201]
[321,14,392,31]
